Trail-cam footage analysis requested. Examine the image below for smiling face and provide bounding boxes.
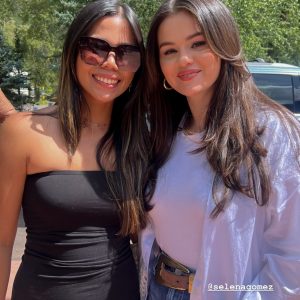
[158,10,221,104]
[76,15,137,105]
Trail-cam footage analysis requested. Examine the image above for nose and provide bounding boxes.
[178,50,193,67]
[101,51,118,71]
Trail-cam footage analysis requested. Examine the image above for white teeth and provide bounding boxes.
[94,76,118,85]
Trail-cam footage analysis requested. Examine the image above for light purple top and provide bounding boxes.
[149,130,207,270]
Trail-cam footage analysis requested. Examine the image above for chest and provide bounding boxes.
[26,125,111,173]
[150,133,214,220]
[22,172,120,229]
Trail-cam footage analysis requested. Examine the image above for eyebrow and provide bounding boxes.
[159,32,203,49]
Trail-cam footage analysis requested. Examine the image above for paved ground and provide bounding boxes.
[6,212,26,300]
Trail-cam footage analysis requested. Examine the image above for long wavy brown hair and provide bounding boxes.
[56,0,149,235]
[145,0,300,217]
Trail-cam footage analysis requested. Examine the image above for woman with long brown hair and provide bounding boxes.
[140,0,300,299]
[0,1,149,299]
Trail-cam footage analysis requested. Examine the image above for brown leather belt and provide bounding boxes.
[155,251,195,293]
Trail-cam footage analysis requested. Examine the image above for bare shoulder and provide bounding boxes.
[0,112,31,134]
[0,110,59,146]
[0,113,33,157]
[35,105,57,114]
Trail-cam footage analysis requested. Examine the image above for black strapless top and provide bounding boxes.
[12,171,139,300]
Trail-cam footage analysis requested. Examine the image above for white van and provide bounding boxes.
[247,62,300,120]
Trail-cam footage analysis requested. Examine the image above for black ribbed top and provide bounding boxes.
[12,171,139,300]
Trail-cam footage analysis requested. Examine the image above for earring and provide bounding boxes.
[163,78,173,90]
[128,84,132,93]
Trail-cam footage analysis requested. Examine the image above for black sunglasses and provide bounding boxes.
[78,36,141,72]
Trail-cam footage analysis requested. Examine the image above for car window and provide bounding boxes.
[252,74,294,111]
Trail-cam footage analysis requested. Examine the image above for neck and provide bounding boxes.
[82,101,113,129]
[81,119,109,129]
[186,100,208,133]
[186,90,213,133]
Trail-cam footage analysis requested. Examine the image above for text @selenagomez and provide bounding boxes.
[208,283,274,292]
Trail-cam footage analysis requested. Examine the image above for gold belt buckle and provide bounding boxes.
[188,273,195,293]
[160,251,190,273]
[156,251,195,293]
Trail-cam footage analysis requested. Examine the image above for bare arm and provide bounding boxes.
[0,89,16,120]
[0,115,27,300]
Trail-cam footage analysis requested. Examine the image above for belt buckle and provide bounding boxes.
[188,273,195,293]
[158,264,187,291]
[155,252,195,293]
[161,251,190,274]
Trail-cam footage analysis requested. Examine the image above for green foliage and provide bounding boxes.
[14,0,87,99]
[224,0,300,65]
[0,31,28,109]
[0,0,89,103]
[124,0,163,39]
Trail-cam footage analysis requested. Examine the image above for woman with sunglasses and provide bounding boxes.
[0,1,149,299]
[140,0,300,299]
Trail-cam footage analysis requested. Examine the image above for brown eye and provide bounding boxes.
[164,49,177,56]
[192,41,206,48]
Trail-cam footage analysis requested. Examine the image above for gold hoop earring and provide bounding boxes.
[163,78,172,90]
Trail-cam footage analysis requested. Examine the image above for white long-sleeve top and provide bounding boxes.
[139,111,300,300]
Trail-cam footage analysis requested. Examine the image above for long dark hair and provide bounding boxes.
[145,0,300,216]
[56,0,149,235]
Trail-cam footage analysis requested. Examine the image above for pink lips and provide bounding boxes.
[177,69,200,81]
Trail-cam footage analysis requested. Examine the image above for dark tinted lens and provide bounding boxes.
[115,45,141,72]
[80,50,102,66]
[89,39,110,58]
[79,37,109,65]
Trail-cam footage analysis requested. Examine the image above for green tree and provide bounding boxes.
[124,0,163,39]
[225,0,300,65]
[0,31,28,109]
[1,0,89,102]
